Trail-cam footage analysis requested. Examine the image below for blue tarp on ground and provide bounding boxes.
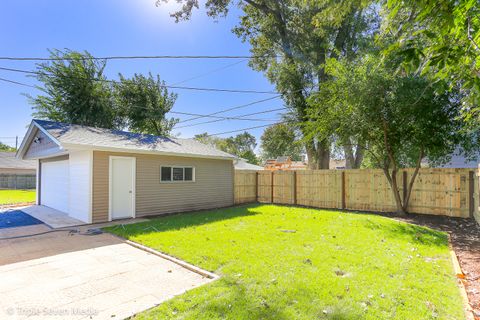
[0,210,43,229]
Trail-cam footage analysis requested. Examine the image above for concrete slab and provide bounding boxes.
[15,205,150,229]
[21,205,84,228]
[0,230,214,320]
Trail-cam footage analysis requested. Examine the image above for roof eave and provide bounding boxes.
[62,143,236,161]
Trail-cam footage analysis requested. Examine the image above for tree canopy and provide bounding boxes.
[29,49,178,137]
[194,131,259,164]
[114,73,178,136]
[384,0,479,104]
[29,49,120,129]
[307,56,477,213]
[161,0,379,169]
[260,123,302,161]
[0,142,15,152]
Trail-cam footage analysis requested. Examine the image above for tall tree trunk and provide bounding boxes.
[402,148,424,212]
[354,145,364,169]
[381,120,405,215]
[343,138,364,169]
[317,140,330,169]
[379,123,425,215]
[306,140,318,169]
[344,144,355,169]
[246,0,332,169]
[383,167,406,215]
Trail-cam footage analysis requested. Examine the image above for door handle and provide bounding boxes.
[129,191,132,194]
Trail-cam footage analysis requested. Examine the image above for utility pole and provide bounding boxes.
[15,136,18,150]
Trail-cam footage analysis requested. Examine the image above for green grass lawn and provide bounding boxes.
[106,204,464,320]
[0,189,36,205]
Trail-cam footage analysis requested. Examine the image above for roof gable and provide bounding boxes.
[21,120,235,160]
[17,121,64,160]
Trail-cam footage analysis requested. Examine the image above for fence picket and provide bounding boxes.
[234,168,474,218]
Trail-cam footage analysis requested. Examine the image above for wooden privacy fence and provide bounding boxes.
[234,168,480,219]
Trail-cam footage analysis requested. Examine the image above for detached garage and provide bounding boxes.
[17,119,235,224]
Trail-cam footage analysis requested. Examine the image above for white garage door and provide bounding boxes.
[41,160,69,213]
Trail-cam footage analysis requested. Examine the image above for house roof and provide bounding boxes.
[0,152,36,169]
[234,158,264,170]
[25,119,236,160]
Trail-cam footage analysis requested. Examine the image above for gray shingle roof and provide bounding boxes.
[234,159,264,170]
[34,119,236,159]
[0,152,36,169]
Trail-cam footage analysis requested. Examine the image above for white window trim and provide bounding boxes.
[160,165,196,183]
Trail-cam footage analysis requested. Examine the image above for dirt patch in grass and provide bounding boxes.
[389,213,480,319]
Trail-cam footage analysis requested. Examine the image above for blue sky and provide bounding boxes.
[0,0,280,148]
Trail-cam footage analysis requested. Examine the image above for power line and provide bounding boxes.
[0,74,283,125]
[170,59,246,86]
[0,73,293,137]
[0,77,35,88]
[177,95,282,124]
[0,54,277,61]
[171,110,280,121]
[174,107,287,129]
[206,121,289,137]
[0,74,284,124]
[0,66,277,94]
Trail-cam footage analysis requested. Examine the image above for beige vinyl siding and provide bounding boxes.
[92,151,234,223]
[24,128,62,159]
[92,152,109,223]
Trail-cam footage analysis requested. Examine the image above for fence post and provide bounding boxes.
[341,171,346,209]
[271,171,274,203]
[255,171,259,203]
[469,170,475,218]
[293,171,297,205]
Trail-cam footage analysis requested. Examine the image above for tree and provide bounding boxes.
[307,56,478,214]
[223,132,259,164]
[159,0,378,169]
[260,123,302,161]
[383,0,480,123]
[193,132,222,147]
[114,73,178,136]
[29,49,120,129]
[29,49,179,137]
[0,142,15,152]
[194,131,259,164]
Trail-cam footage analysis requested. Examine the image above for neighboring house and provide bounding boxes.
[330,159,346,169]
[422,150,480,168]
[0,152,36,189]
[265,156,308,170]
[17,119,236,224]
[432,153,479,168]
[0,151,36,174]
[234,158,264,171]
[264,156,346,170]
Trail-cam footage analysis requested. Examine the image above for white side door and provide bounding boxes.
[109,157,135,220]
[41,160,69,213]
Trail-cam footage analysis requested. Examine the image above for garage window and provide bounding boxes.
[161,166,195,182]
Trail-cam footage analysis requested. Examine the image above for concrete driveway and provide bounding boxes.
[0,224,213,319]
